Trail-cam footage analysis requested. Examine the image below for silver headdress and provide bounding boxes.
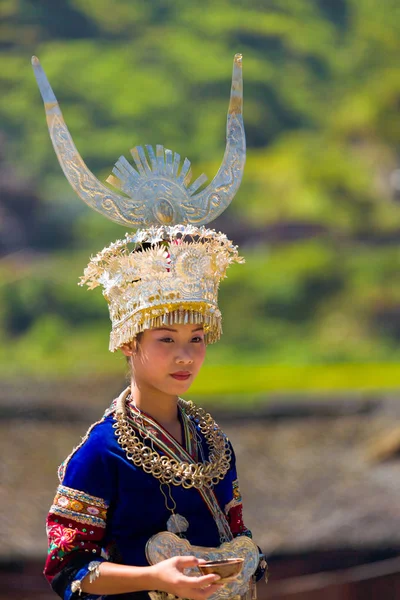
[32,54,245,350]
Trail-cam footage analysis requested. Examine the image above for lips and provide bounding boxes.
[170,372,191,381]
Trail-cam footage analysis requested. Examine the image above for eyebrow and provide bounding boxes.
[152,326,204,333]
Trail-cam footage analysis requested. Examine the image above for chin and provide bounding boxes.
[167,379,193,394]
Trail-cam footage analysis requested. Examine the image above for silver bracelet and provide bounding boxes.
[70,580,83,597]
[71,561,102,596]
[88,560,102,583]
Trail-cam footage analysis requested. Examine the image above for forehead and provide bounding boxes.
[148,324,204,334]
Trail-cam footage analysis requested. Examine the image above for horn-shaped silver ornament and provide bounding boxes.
[32,54,245,228]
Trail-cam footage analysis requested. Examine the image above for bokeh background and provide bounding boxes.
[2,1,400,598]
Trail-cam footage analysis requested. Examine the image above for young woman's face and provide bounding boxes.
[122,323,207,396]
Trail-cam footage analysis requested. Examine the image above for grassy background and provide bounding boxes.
[190,363,400,399]
[2,1,400,395]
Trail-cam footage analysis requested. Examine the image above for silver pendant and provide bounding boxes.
[166,513,189,534]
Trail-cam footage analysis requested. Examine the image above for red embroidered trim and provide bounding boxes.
[225,479,252,537]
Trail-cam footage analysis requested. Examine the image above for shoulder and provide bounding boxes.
[181,399,235,461]
[183,400,230,441]
[59,414,117,486]
[181,399,221,428]
[49,416,117,526]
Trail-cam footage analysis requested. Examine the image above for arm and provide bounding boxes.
[47,496,220,600]
[79,556,221,598]
[44,424,114,600]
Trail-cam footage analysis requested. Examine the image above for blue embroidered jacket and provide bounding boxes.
[44,401,251,600]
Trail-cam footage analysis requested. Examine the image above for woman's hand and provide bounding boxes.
[149,556,222,600]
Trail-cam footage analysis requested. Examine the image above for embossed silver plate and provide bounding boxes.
[146,531,258,600]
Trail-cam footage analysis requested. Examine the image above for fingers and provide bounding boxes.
[174,555,202,569]
[175,572,221,588]
[190,574,221,588]
[162,556,223,600]
[173,556,221,583]
[187,583,224,600]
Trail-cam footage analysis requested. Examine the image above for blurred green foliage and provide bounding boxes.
[1,0,400,390]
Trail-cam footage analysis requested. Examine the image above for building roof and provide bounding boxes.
[1,380,400,559]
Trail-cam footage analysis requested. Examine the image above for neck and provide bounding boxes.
[129,378,179,427]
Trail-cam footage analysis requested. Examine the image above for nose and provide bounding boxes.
[175,352,194,365]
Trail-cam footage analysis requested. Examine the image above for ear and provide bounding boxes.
[120,343,134,357]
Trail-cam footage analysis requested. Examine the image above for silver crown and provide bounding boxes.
[32,54,245,228]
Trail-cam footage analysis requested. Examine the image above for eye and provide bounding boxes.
[159,337,174,343]
[191,336,204,343]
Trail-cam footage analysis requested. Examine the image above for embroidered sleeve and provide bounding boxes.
[45,485,108,599]
[44,419,116,599]
[223,442,252,538]
[224,477,252,537]
[218,439,266,582]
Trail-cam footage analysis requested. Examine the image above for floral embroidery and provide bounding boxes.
[49,525,77,553]
[224,479,242,514]
[57,496,69,507]
[232,479,242,502]
[45,512,105,585]
[50,485,109,528]
[87,506,100,515]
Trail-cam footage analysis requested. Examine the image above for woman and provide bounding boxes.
[33,53,266,599]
